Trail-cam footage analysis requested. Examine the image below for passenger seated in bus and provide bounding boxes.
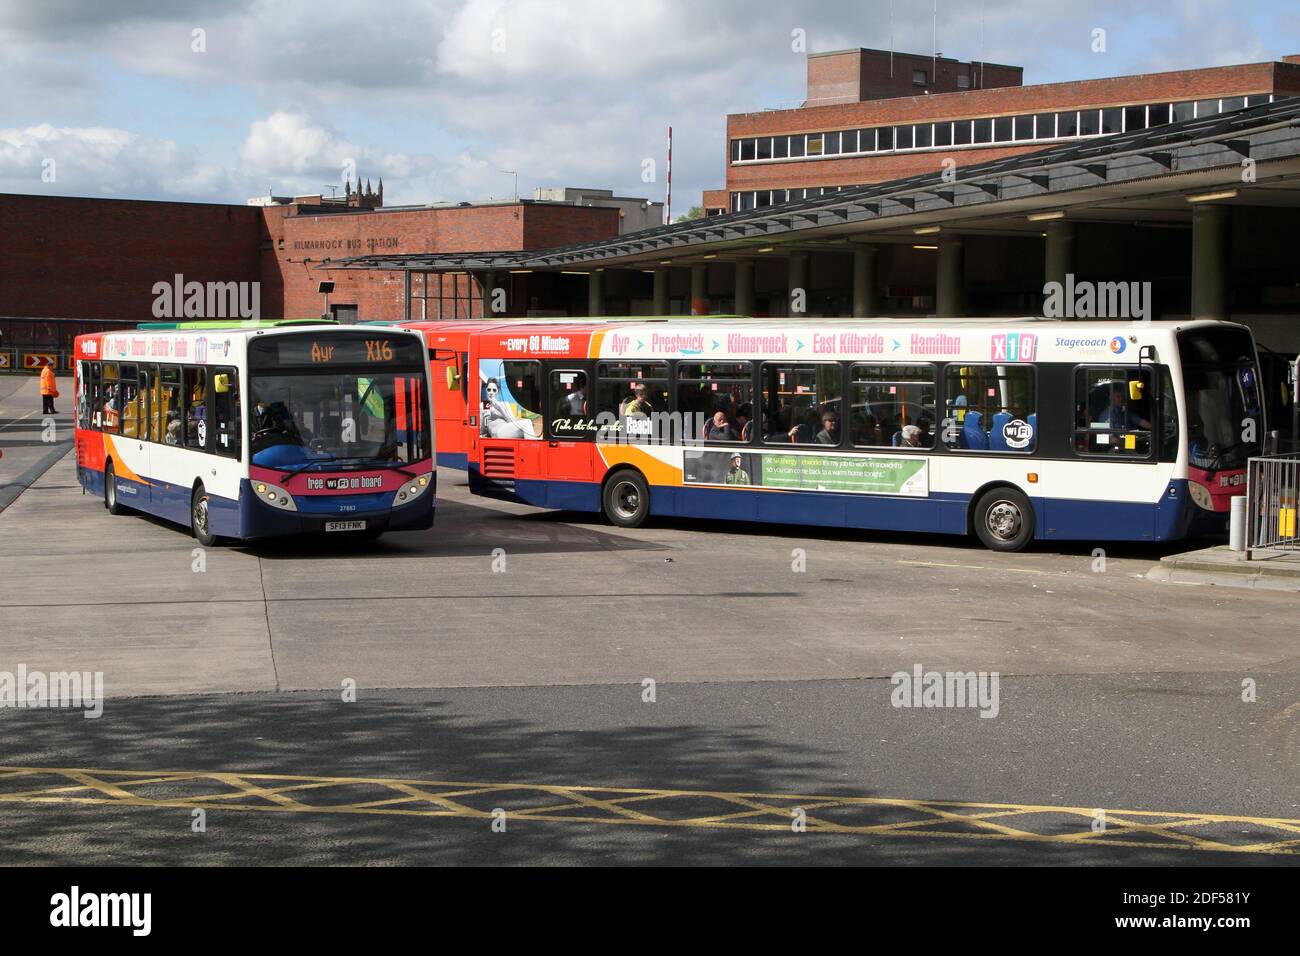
[898,424,923,447]
[815,411,840,445]
[852,413,881,446]
[788,408,818,443]
[166,419,182,446]
[703,409,738,442]
[736,403,753,442]
[623,383,653,417]
[916,414,933,444]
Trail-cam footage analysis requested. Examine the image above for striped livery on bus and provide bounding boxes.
[404,317,1262,552]
[73,323,435,544]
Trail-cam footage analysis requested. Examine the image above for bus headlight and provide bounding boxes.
[1188,480,1214,511]
[396,474,431,505]
[254,480,297,511]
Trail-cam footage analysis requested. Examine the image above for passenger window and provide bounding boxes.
[596,361,668,443]
[212,367,241,459]
[479,359,542,440]
[75,362,91,430]
[101,363,120,434]
[1074,366,1154,457]
[943,365,1037,453]
[548,368,593,439]
[676,363,753,443]
[184,367,208,450]
[760,363,842,446]
[119,364,142,439]
[158,366,183,446]
[850,364,936,449]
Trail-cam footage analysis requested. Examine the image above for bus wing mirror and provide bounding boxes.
[1129,380,1145,401]
[213,373,230,394]
[445,365,461,390]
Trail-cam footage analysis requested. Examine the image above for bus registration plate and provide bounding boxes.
[325,520,367,532]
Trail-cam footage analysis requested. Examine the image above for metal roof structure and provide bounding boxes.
[330,97,1300,273]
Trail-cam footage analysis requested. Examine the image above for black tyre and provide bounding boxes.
[104,460,128,515]
[191,483,219,547]
[602,470,650,528]
[973,486,1035,552]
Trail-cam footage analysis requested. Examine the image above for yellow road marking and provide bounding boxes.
[0,765,1296,855]
[897,559,1046,575]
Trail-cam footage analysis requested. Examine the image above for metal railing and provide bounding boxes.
[1246,452,1300,559]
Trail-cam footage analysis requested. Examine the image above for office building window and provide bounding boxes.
[912,69,927,86]
[1123,105,1146,132]
[973,117,993,143]
[1034,113,1055,138]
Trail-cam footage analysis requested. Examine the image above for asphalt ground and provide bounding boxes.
[0,375,1296,865]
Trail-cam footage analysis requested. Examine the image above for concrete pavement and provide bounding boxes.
[1,375,1297,864]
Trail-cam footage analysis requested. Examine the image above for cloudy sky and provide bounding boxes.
[1,0,1296,212]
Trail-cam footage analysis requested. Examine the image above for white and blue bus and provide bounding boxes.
[73,322,435,544]
[452,317,1264,551]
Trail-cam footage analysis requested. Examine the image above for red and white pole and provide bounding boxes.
[666,126,672,225]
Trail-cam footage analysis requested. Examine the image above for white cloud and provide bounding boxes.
[0,0,1295,209]
[0,123,231,198]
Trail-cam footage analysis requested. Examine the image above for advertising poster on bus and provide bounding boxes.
[479,359,541,440]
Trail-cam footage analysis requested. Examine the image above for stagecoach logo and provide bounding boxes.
[1003,419,1034,450]
[305,475,384,490]
[1109,336,1127,355]
[991,332,1037,363]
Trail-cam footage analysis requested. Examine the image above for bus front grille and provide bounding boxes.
[482,447,516,479]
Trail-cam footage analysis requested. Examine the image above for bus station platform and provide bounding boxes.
[1153,544,1300,592]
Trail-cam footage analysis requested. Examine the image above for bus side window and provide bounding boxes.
[101,363,120,434]
[75,361,90,430]
[184,367,207,450]
[119,364,141,439]
[159,366,183,446]
[213,367,241,459]
[1074,366,1153,458]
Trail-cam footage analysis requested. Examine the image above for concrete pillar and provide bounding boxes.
[1044,221,1076,291]
[480,270,497,319]
[690,264,709,316]
[852,246,878,319]
[936,236,965,317]
[652,268,670,315]
[734,259,755,316]
[588,270,605,317]
[1191,204,1231,320]
[788,253,809,317]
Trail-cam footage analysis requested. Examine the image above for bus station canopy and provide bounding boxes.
[328,97,1300,272]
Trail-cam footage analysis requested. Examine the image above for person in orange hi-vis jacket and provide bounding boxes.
[40,363,59,415]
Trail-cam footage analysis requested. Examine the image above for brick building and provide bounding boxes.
[0,191,622,362]
[702,49,1300,215]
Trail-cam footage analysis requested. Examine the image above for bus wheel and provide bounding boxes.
[973,487,1034,552]
[191,484,219,547]
[603,470,649,528]
[104,461,128,515]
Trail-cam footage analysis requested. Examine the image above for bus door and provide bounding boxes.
[120,363,152,504]
[471,351,544,484]
[543,364,594,483]
[428,345,470,467]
